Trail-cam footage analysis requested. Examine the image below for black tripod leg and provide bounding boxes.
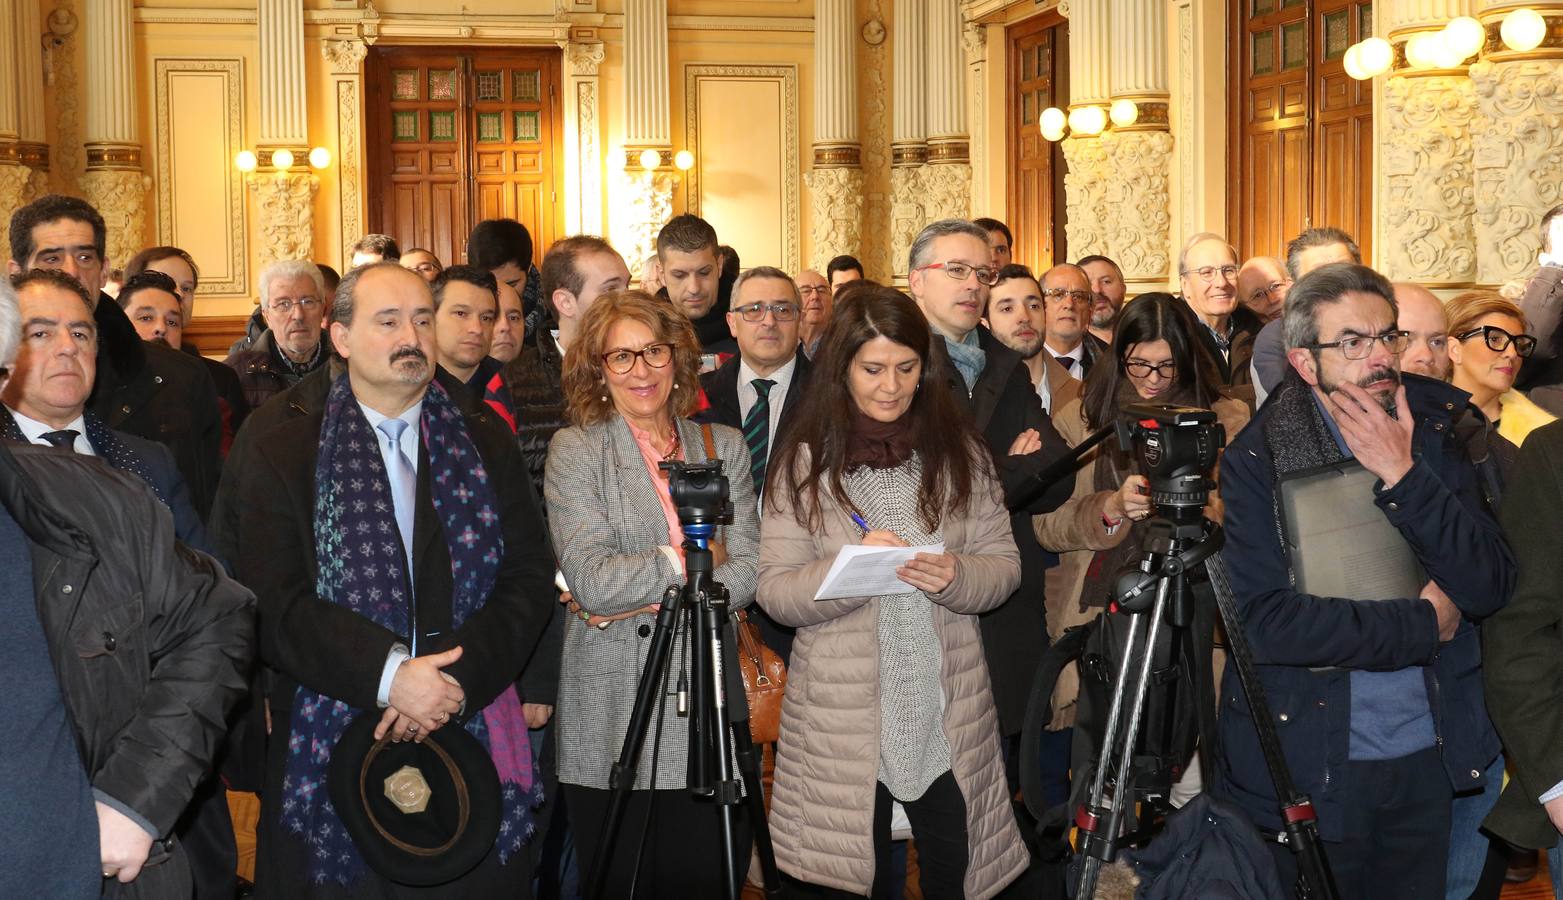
[585,585,684,900]
[731,722,782,895]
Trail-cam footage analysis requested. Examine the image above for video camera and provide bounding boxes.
[1115,403,1226,515]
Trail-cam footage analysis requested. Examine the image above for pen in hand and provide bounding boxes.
[849,511,871,534]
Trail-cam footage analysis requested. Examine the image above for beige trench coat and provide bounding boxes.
[757,447,1028,898]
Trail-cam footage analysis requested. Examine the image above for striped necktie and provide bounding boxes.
[743,379,775,495]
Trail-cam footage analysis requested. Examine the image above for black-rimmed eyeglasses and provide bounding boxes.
[1455,325,1537,358]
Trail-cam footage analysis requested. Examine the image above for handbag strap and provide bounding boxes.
[699,422,717,461]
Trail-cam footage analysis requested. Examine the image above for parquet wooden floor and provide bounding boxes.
[1504,855,1554,900]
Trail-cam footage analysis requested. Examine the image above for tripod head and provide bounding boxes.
[660,459,734,554]
[1115,402,1225,524]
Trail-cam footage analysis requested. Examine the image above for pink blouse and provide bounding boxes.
[625,419,686,570]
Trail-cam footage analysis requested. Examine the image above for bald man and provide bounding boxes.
[1238,257,1291,324]
[1395,283,1451,380]
[795,268,831,357]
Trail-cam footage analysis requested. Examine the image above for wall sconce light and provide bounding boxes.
[234,146,333,173]
[270,148,295,170]
[1109,99,1139,128]
[674,150,695,171]
[1040,107,1067,142]
[1502,8,1547,52]
[308,146,332,169]
[1067,105,1107,136]
[1443,16,1486,59]
[234,150,258,172]
[638,148,661,170]
[1344,44,1369,79]
[1404,32,1443,69]
[1357,37,1393,76]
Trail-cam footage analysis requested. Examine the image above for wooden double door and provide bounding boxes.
[1006,14,1069,270]
[365,47,565,269]
[1231,0,1374,261]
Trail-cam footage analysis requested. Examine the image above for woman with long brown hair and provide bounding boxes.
[757,286,1027,899]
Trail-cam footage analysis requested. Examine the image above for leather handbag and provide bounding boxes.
[697,423,788,743]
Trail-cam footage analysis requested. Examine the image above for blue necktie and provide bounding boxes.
[376,418,417,579]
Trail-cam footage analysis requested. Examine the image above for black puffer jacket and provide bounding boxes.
[501,322,569,503]
[0,442,254,897]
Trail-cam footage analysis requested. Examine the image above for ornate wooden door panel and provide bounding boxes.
[1007,14,1068,270]
[366,47,563,268]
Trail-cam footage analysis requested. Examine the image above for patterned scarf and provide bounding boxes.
[282,374,541,887]
[0,410,165,506]
[940,328,988,394]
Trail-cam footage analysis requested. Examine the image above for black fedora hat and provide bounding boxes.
[327,712,502,886]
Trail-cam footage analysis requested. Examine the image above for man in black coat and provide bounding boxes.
[693,265,812,661]
[233,263,555,897]
[0,268,253,899]
[658,214,738,358]
[908,219,1075,750]
[7,194,223,517]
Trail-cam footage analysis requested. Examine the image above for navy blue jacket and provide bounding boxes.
[111,429,214,558]
[1215,374,1513,841]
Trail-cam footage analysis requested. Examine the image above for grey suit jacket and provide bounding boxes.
[544,414,759,790]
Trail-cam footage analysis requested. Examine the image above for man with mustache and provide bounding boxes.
[983,264,1078,418]
[1179,232,1262,393]
[224,260,329,410]
[233,262,555,895]
[1218,262,1512,898]
[1078,254,1127,345]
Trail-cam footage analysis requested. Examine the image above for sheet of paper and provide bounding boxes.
[813,542,946,601]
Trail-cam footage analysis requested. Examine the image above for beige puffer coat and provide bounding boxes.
[757,447,1028,898]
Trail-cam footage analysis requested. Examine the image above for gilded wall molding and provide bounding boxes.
[861,0,893,283]
[153,57,248,295]
[48,0,84,193]
[804,166,866,269]
[683,63,801,273]
[1469,59,1563,284]
[0,165,31,237]
[336,79,362,271]
[667,15,814,32]
[1380,74,1477,284]
[564,39,605,236]
[1177,0,1195,244]
[621,171,675,282]
[322,38,368,75]
[248,172,320,266]
[923,161,973,223]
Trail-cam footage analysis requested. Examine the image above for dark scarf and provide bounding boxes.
[1077,378,1205,609]
[0,409,165,506]
[846,406,916,470]
[282,374,540,887]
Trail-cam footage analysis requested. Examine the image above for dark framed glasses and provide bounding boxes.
[1124,359,1177,379]
[1455,325,1537,358]
[601,342,674,374]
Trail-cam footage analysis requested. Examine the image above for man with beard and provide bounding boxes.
[984,264,1079,417]
[235,262,555,896]
[1394,283,1452,380]
[794,268,831,358]
[225,260,330,410]
[1218,262,1511,898]
[1078,254,1126,345]
[657,214,737,359]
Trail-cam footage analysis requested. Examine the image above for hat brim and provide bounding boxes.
[327,712,502,886]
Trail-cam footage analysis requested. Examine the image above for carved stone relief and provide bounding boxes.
[1102,131,1173,281]
[322,39,368,75]
[1380,74,1477,285]
[336,80,362,268]
[890,165,925,280]
[49,0,83,193]
[80,168,149,267]
[248,172,319,265]
[922,163,973,224]
[1061,135,1111,262]
[804,166,866,269]
[620,172,675,281]
[0,165,32,236]
[860,0,893,282]
[1469,60,1563,285]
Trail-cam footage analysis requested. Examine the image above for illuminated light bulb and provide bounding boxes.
[1443,16,1486,59]
[1040,123,1067,142]
[1502,8,1547,52]
[1040,107,1067,134]
[674,149,695,171]
[271,148,295,169]
[1431,31,1471,68]
[1358,37,1394,76]
[308,146,331,169]
[1344,44,1369,80]
[1404,32,1442,69]
[638,148,661,170]
[1109,99,1139,128]
[234,150,258,173]
[1068,105,1107,135]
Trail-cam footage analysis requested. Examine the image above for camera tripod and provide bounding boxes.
[1071,506,1337,900]
[584,519,781,900]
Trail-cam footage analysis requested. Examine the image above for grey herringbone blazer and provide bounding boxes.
[544,414,759,790]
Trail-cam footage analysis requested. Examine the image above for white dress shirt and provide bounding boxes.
[8,407,94,455]
[360,399,425,708]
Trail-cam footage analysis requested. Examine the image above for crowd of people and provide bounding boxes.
[8,187,1563,900]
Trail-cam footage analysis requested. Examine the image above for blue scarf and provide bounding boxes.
[282,374,540,886]
[941,328,988,394]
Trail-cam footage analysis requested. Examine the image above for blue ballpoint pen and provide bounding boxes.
[849,511,871,534]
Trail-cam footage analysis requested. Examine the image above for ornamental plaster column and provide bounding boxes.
[562,38,606,238]
[890,0,927,282]
[1105,0,1174,288]
[621,0,675,281]
[962,19,990,216]
[323,39,368,272]
[921,0,971,223]
[81,0,148,268]
[252,0,316,266]
[15,0,50,203]
[1061,0,1112,261]
[1468,0,1563,285]
[1378,0,1478,285]
[805,0,865,269]
[0,0,31,228]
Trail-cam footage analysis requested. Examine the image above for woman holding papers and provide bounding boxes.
[543,290,759,897]
[1030,293,1249,803]
[756,286,1027,899]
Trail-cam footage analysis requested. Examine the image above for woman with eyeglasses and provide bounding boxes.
[544,289,760,896]
[1029,293,1249,808]
[1446,291,1555,449]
